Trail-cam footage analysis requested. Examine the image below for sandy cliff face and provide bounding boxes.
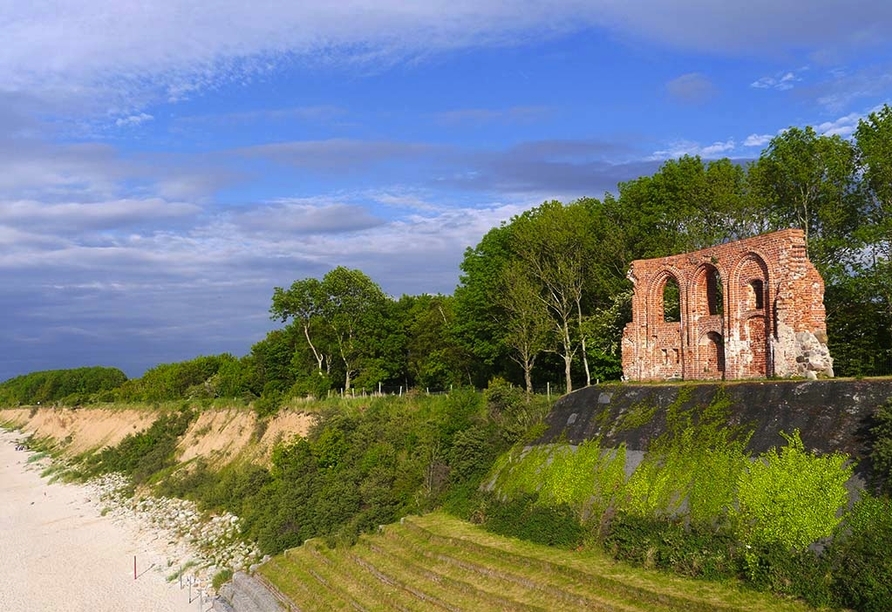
[1,406,315,464]
[1,407,157,454]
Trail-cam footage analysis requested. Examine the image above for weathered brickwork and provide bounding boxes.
[621,229,833,381]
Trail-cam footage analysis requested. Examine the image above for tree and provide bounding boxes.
[271,278,328,374]
[495,260,552,394]
[401,294,469,390]
[320,267,388,391]
[453,223,516,385]
[614,156,755,258]
[750,126,863,278]
[511,200,601,392]
[854,105,892,373]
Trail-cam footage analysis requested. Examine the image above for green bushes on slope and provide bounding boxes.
[0,366,127,406]
[150,386,551,556]
[477,391,875,609]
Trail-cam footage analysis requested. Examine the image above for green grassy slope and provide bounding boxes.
[258,512,812,612]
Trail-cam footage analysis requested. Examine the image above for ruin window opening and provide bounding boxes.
[749,279,764,310]
[706,331,725,374]
[707,268,723,316]
[662,276,680,322]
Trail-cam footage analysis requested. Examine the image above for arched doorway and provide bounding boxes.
[700,331,725,379]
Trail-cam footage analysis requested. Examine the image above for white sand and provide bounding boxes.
[0,431,206,612]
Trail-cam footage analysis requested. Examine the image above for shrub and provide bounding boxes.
[829,495,892,611]
[733,429,851,552]
[482,492,585,548]
[603,512,739,580]
[82,407,195,484]
[869,398,892,493]
[212,568,233,591]
[741,542,833,607]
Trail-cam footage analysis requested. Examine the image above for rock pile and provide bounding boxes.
[84,473,263,588]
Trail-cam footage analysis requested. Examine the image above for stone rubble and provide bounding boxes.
[82,473,264,593]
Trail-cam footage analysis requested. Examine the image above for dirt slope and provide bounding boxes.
[1,406,315,465]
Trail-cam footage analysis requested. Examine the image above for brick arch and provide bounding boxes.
[730,251,770,309]
[730,252,771,377]
[689,262,727,318]
[644,268,685,379]
[646,268,686,326]
[697,330,725,379]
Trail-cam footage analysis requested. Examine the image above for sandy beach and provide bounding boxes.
[0,431,206,612]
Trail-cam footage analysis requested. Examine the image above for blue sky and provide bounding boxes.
[2,1,891,381]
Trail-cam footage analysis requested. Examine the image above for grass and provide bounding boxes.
[257,512,814,612]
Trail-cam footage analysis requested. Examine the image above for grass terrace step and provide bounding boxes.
[381,519,653,612]
[356,536,543,612]
[390,517,696,612]
[310,540,430,612]
[258,512,813,612]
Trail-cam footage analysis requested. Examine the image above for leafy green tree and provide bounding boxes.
[750,127,863,278]
[495,260,552,394]
[320,267,388,391]
[511,199,601,392]
[854,105,892,371]
[401,294,468,390]
[733,430,851,552]
[613,156,755,258]
[453,223,515,385]
[270,277,328,374]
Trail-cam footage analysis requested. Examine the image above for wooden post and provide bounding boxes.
[133,555,137,580]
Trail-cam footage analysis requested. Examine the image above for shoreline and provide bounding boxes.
[0,430,210,612]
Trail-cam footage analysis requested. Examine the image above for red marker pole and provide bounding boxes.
[134,556,137,580]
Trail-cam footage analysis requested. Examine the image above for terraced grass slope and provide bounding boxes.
[258,513,811,612]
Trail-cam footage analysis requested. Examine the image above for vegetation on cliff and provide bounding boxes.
[4,109,892,611]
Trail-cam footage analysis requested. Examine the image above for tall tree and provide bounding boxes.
[495,260,553,394]
[511,200,599,392]
[270,278,328,374]
[750,126,862,279]
[453,223,515,385]
[320,267,388,391]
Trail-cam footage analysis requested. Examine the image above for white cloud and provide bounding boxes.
[651,138,736,160]
[751,68,806,90]
[115,113,154,127]
[744,133,773,147]
[0,198,200,232]
[815,104,885,137]
[4,1,892,121]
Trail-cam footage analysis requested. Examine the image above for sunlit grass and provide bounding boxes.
[260,512,813,612]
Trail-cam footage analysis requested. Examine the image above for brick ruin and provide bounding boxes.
[621,229,833,381]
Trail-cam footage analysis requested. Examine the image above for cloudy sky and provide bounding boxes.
[2,1,891,381]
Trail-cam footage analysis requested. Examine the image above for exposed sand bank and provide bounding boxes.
[3,405,315,466]
[0,431,204,612]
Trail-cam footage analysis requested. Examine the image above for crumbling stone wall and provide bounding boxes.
[621,229,833,381]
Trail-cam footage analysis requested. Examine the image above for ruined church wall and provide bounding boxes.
[621,229,832,381]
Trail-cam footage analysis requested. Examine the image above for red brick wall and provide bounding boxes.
[621,229,830,381]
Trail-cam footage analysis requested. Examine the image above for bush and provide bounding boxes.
[603,512,739,580]
[482,492,585,548]
[212,568,233,590]
[733,429,851,551]
[869,399,892,494]
[81,407,195,484]
[829,495,892,611]
[741,542,833,607]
